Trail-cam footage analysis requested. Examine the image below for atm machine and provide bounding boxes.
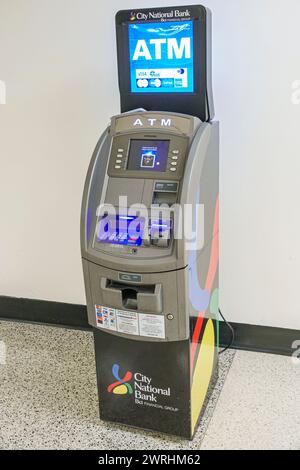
[81,5,219,439]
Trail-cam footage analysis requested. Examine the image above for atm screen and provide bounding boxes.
[128,20,194,93]
[127,140,169,172]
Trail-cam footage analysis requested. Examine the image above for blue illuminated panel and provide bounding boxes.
[128,21,194,94]
[96,216,173,247]
[96,215,145,247]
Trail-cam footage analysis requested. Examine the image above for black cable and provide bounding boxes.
[218,308,235,354]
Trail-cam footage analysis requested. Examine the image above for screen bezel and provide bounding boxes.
[116,5,210,121]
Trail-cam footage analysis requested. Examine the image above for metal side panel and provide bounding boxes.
[80,128,111,255]
[178,122,211,266]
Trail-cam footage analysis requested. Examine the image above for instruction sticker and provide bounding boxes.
[139,313,165,339]
[95,305,165,339]
[116,310,139,336]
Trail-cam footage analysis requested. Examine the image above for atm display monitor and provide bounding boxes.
[116,5,214,121]
[128,21,194,93]
[127,140,170,172]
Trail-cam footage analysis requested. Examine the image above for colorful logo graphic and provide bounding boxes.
[107,364,133,395]
[130,12,136,21]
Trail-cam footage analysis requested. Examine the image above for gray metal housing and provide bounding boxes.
[81,110,219,342]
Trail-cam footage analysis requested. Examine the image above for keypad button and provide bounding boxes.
[115,165,121,169]
[116,160,122,164]
[170,167,177,172]
[172,150,179,155]
[172,156,178,160]
[171,162,177,166]
[117,154,123,159]
[118,149,124,153]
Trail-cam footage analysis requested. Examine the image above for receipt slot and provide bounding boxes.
[81,5,219,439]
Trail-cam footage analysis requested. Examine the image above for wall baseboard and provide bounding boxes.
[0,296,89,330]
[0,296,299,357]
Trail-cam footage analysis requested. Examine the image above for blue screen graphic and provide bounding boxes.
[96,215,145,247]
[128,21,194,94]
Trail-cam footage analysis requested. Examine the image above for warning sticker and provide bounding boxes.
[139,313,165,339]
[95,305,165,339]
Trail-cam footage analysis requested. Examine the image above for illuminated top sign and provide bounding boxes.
[128,21,194,94]
[116,5,214,121]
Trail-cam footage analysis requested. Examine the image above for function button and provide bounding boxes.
[118,149,124,153]
[170,167,177,172]
[116,160,122,164]
[117,154,124,159]
[171,162,177,166]
[115,165,121,169]
[172,156,178,160]
[172,150,179,155]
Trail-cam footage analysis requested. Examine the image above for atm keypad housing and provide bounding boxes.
[100,125,191,258]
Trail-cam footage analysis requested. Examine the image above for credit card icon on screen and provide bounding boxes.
[140,148,157,168]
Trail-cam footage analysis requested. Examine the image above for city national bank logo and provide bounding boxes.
[129,9,191,21]
[107,364,171,404]
[107,364,133,395]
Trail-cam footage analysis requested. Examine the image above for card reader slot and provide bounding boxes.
[100,278,162,313]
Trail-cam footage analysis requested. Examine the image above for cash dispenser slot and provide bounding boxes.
[100,278,162,313]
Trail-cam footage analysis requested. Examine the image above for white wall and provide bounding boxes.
[0,0,299,330]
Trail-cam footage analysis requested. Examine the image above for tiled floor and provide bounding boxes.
[202,350,300,450]
[0,320,299,450]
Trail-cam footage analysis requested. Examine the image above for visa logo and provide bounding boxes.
[132,38,191,61]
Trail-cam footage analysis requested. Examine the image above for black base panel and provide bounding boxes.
[1,296,299,357]
[93,329,192,439]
